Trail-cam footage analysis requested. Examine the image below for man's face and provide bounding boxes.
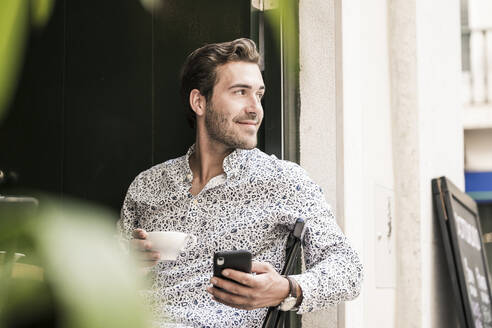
[204,61,265,150]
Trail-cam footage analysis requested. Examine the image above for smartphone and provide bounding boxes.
[213,250,252,281]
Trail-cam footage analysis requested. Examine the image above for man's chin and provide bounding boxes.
[240,145,256,150]
[234,138,257,150]
[215,133,258,150]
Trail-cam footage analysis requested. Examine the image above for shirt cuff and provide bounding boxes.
[289,272,318,314]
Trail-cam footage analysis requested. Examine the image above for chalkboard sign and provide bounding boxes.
[433,177,492,328]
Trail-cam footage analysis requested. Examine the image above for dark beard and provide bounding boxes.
[204,101,257,149]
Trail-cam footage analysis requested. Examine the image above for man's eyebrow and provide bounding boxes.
[228,84,265,90]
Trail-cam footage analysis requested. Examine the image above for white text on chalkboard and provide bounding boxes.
[456,213,482,251]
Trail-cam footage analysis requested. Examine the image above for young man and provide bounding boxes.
[118,38,363,327]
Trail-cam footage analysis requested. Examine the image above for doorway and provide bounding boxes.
[0,0,290,211]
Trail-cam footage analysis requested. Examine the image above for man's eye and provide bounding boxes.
[257,93,264,99]
[235,90,246,95]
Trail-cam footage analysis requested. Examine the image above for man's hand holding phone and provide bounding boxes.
[207,261,291,310]
[130,228,161,268]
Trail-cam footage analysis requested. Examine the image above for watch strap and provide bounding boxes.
[285,276,297,298]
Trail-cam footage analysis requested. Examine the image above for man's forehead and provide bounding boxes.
[215,62,264,88]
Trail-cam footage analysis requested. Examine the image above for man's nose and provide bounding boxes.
[247,95,263,114]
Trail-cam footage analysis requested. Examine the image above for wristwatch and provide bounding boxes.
[278,276,300,311]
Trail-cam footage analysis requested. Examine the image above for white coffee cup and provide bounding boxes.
[147,231,197,261]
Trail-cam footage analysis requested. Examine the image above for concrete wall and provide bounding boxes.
[341,0,396,326]
[368,0,463,326]
[469,0,492,28]
[298,0,339,327]
[298,0,464,327]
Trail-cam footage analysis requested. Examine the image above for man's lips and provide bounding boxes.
[237,121,258,126]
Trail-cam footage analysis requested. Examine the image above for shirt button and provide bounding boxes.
[186,174,192,182]
[193,199,198,205]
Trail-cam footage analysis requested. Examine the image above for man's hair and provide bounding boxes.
[180,38,261,129]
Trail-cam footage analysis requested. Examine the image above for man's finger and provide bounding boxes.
[251,261,274,274]
[206,286,250,307]
[132,228,148,239]
[220,269,257,288]
[141,250,160,261]
[130,238,152,251]
[211,296,252,310]
[139,259,160,267]
[135,250,160,267]
[210,277,252,297]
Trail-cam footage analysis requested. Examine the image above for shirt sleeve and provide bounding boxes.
[282,165,364,314]
[116,174,142,251]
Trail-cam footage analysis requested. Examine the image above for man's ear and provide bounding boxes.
[189,89,206,117]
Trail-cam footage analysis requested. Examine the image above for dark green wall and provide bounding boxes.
[0,0,253,211]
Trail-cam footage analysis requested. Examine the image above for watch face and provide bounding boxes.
[279,296,297,311]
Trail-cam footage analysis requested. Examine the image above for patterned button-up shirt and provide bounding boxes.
[118,144,363,328]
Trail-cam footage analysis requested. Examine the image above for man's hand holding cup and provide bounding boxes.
[131,228,161,268]
[130,229,198,271]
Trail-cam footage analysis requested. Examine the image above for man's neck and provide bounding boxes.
[189,138,234,185]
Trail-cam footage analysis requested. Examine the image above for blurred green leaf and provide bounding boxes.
[35,201,149,328]
[0,0,54,124]
[0,197,150,328]
[0,1,29,124]
[31,0,55,28]
[263,0,299,82]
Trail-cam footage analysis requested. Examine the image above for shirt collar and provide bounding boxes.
[182,144,195,183]
[182,144,248,183]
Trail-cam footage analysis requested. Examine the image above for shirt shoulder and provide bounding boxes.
[246,149,319,191]
[245,149,327,217]
[128,155,186,196]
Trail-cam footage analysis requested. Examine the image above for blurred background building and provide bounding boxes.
[461,0,492,268]
[2,0,490,327]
